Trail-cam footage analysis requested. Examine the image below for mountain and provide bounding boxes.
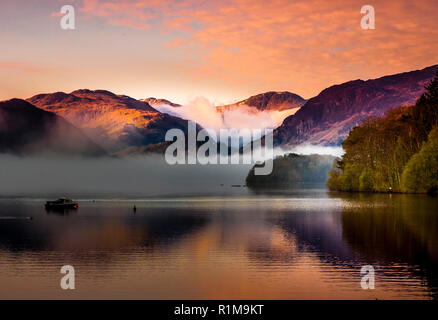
[273,65,438,146]
[140,97,181,108]
[218,91,306,113]
[327,71,438,193]
[27,90,189,152]
[0,99,106,156]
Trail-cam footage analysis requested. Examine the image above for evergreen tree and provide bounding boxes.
[418,71,438,105]
[413,71,438,141]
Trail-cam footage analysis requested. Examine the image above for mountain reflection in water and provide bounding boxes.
[0,190,437,299]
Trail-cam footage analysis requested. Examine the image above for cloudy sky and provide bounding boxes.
[0,0,437,104]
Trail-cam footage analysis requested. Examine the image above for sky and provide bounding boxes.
[0,0,437,105]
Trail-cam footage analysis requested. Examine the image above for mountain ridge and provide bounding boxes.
[140,97,181,108]
[27,89,189,152]
[218,91,306,113]
[0,99,106,156]
[273,64,438,146]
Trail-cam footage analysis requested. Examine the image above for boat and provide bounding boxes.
[45,198,79,210]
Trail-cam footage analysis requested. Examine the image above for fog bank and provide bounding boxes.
[0,154,252,198]
[154,97,299,133]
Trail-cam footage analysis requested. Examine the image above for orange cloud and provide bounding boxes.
[0,62,50,73]
[76,0,438,98]
[50,12,64,17]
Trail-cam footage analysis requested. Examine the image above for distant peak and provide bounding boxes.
[222,91,306,112]
[0,98,31,107]
[69,89,117,97]
[70,89,93,95]
[141,97,181,107]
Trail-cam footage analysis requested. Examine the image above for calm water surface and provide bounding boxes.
[0,187,437,299]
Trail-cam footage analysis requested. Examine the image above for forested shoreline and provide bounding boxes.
[327,72,438,194]
[246,153,335,187]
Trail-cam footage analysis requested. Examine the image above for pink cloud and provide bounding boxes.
[0,62,50,73]
[68,1,438,97]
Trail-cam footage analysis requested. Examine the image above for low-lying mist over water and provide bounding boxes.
[0,154,254,198]
[288,144,344,157]
[0,144,343,198]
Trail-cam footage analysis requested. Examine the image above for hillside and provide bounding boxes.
[27,90,189,152]
[274,65,438,146]
[218,91,306,113]
[327,70,438,193]
[0,99,106,156]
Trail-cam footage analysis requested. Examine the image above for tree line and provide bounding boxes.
[327,71,438,194]
[246,153,335,187]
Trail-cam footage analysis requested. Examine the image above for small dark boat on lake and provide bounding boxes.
[45,198,78,210]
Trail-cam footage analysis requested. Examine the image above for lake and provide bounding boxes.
[0,187,437,299]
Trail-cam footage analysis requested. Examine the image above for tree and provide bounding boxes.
[417,71,438,106]
[327,72,438,193]
[413,71,438,142]
[401,127,438,194]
